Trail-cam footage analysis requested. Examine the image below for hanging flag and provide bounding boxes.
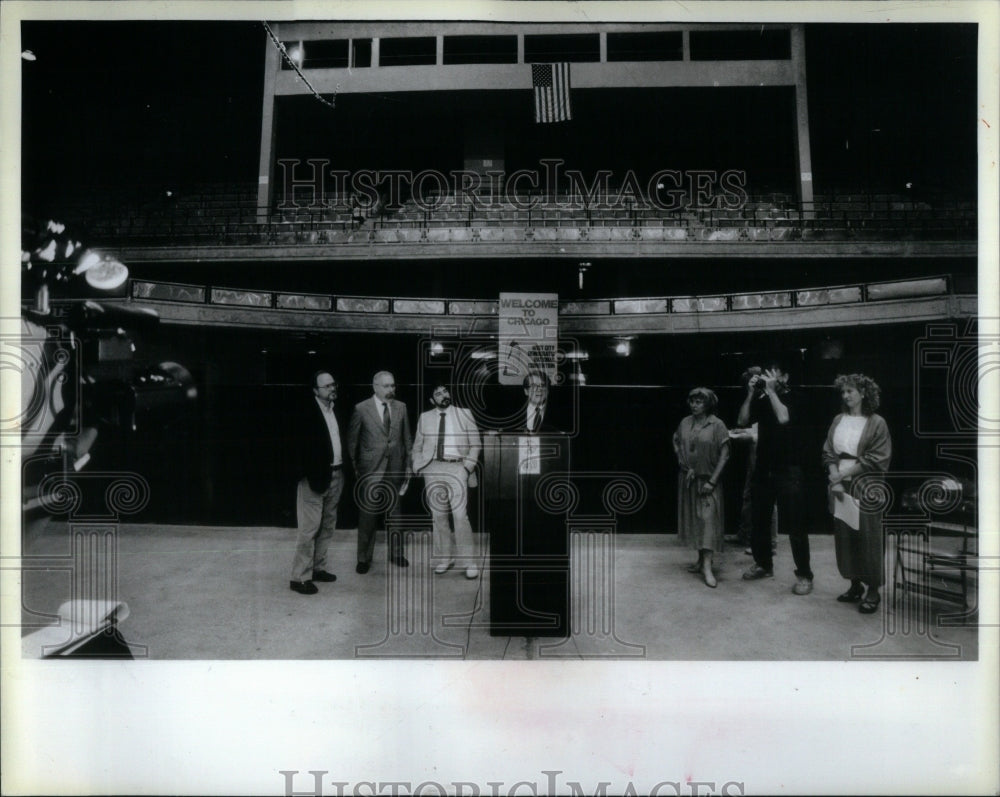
[532,63,572,123]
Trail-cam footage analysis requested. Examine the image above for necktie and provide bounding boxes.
[382,402,391,434]
[530,407,541,433]
[436,411,446,460]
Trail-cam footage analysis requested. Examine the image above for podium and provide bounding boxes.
[483,431,570,637]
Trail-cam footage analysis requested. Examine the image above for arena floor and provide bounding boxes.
[19,518,978,661]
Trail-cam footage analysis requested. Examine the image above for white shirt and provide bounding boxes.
[833,414,866,458]
[525,403,546,432]
[432,405,464,460]
[374,396,390,423]
[315,397,343,466]
[833,414,867,474]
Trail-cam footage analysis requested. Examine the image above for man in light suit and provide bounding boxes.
[347,370,413,573]
[289,370,345,595]
[412,384,482,579]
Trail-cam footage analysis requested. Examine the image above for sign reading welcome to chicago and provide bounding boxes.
[498,292,559,386]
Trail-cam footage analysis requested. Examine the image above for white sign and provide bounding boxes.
[498,292,558,386]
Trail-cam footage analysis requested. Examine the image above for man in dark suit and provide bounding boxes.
[347,370,413,573]
[289,370,345,595]
[516,370,558,433]
[488,369,570,636]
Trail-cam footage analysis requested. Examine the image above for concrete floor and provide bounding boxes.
[19,518,978,660]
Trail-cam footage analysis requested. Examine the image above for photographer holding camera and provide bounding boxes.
[737,361,813,595]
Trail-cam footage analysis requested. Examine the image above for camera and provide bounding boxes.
[743,366,765,393]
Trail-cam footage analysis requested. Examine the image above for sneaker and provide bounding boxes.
[742,564,773,580]
[792,577,814,595]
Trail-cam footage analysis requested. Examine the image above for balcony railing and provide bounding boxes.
[51,184,976,248]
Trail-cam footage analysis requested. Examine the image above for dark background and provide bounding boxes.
[21,22,978,200]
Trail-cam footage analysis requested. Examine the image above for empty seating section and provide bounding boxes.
[60,184,977,247]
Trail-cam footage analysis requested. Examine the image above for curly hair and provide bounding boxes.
[834,373,881,414]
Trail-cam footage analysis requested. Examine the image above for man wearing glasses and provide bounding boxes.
[289,370,345,595]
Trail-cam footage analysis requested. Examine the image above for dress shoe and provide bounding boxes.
[355,561,371,574]
[465,566,480,579]
[289,580,318,595]
[792,577,814,595]
[312,570,337,582]
[434,560,455,575]
[702,569,717,588]
[741,564,773,580]
[389,554,409,568]
[686,561,703,573]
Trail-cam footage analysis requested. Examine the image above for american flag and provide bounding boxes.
[532,63,572,123]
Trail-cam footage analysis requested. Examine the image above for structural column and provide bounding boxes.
[257,24,282,220]
[791,25,815,216]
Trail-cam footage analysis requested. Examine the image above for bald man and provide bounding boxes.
[347,370,413,573]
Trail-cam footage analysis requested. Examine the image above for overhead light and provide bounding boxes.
[287,42,305,66]
[21,50,36,61]
[564,350,589,361]
[470,349,497,360]
[429,341,445,356]
[614,337,634,357]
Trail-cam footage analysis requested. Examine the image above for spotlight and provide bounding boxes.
[429,342,445,356]
[614,337,634,357]
[21,50,36,61]
[74,250,129,290]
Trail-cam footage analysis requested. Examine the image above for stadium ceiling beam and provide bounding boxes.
[271,61,796,95]
[113,241,977,264]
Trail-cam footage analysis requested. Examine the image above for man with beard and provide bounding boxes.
[289,370,345,595]
[411,384,482,579]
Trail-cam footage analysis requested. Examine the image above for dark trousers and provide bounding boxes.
[750,465,811,579]
[356,475,404,564]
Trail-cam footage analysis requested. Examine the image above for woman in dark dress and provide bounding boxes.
[673,387,730,588]
[822,374,892,614]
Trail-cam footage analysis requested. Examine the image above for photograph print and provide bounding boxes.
[3,1,998,795]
